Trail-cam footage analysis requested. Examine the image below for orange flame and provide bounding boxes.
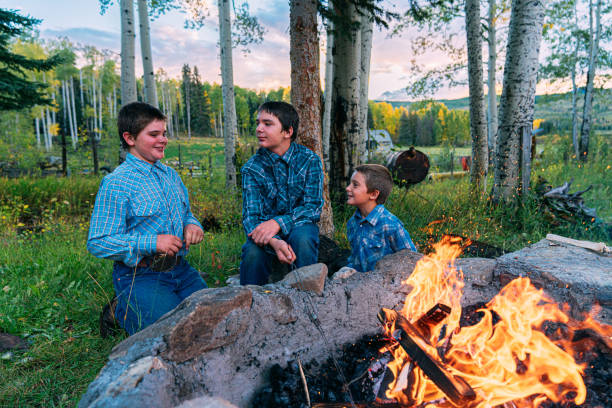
[381,236,611,407]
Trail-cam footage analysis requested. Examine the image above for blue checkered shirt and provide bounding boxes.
[241,143,324,237]
[346,204,417,272]
[87,153,202,267]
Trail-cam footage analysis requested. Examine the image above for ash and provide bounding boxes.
[252,334,388,407]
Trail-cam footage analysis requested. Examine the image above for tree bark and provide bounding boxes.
[138,0,158,107]
[579,0,602,162]
[322,22,334,173]
[290,0,334,237]
[487,0,498,158]
[120,0,137,104]
[491,0,544,203]
[218,0,237,188]
[358,13,374,163]
[465,0,488,191]
[329,0,362,200]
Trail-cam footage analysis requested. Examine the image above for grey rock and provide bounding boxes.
[279,263,328,296]
[175,396,238,408]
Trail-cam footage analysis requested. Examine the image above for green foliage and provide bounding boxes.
[0,9,63,110]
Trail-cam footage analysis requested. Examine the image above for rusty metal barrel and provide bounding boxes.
[386,147,430,188]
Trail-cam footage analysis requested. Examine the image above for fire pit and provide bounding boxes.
[79,237,612,408]
[252,238,612,408]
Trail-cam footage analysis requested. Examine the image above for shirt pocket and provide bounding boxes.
[131,198,161,218]
[363,236,385,256]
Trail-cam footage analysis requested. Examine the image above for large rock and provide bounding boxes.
[79,240,611,407]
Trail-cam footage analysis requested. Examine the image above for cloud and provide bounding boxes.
[42,27,119,50]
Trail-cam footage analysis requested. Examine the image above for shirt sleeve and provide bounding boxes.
[345,217,358,270]
[87,178,157,266]
[241,168,266,236]
[273,155,324,235]
[389,222,417,253]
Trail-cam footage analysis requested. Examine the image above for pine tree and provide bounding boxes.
[0,9,62,110]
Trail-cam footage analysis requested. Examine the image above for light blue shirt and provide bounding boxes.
[347,204,417,272]
[87,153,202,266]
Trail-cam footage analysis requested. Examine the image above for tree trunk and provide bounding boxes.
[70,77,78,147]
[92,73,98,141]
[120,0,137,104]
[218,0,238,188]
[329,1,362,200]
[290,0,334,237]
[35,116,41,148]
[579,0,602,162]
[487,0,498,158]
[120,0,137,163]
[491,0,544,203]
[322,22,334,173]
[138,0,158,107]
[465,0,488,192]
[358,14,373,164]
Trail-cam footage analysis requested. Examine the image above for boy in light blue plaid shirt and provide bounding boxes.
[87,102,207,335]
[336,164,417,278]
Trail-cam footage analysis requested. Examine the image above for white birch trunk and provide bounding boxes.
[70,77,79,146]
[137,0,158,107]
[487,0,498,157]
[79,69,85,111]
[358,14,373,163]
[329,2,361,195]
[185,77,191,139]
[466,0,488,191]
[45,108,52,151]
[322,22,334,172]
[579,0,602,161]
[491,0,545,203]
[99,77,103,135]
[92,73,98,141]
[51,91,56,124]
[35,117,41,149]
[120,0,137,104]
[571,23,580,159]
[218,0,237,188]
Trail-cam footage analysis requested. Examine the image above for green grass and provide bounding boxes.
[1,137,610,407]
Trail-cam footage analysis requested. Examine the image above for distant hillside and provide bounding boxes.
[372,89,611,124]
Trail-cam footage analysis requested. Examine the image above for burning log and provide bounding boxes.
[377,308,476,406]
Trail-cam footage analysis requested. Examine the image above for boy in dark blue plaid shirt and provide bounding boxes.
[335,164,416,278]
[240,102,324,285]
[87,102,207,335]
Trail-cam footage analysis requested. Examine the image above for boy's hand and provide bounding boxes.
[183,224,204,250]
[156,234,183,256]
[249,219,281,246]
[269,238,296,264]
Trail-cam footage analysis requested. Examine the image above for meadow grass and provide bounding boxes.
[0,139,610,407]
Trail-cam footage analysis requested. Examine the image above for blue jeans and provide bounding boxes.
[240,223,319,285]
[113,258,207,335]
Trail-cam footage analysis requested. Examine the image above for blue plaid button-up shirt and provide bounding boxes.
[241,143,324,237]
[347,204,417,272]
[87,153,202,267]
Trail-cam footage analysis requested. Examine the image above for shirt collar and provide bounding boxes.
[354,204,385,226]
[125,153,165,175]
[261,142,296,165]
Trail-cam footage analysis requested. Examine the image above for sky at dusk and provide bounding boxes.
[5,0,579,100]
[5,0,478,100]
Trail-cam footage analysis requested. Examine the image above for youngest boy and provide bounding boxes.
[87,102,207,335]
[337,164,417,278]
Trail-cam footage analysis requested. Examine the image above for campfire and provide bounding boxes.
[299,237,612,408]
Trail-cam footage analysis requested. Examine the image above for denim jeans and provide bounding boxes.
[240,223,319,285]
[113,258,207,335]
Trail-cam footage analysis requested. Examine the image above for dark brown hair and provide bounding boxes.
[117,102,166,149]
[355,164,393,204]
[258,101,299,141]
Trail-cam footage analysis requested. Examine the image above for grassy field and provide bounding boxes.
[0,135,610,407]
